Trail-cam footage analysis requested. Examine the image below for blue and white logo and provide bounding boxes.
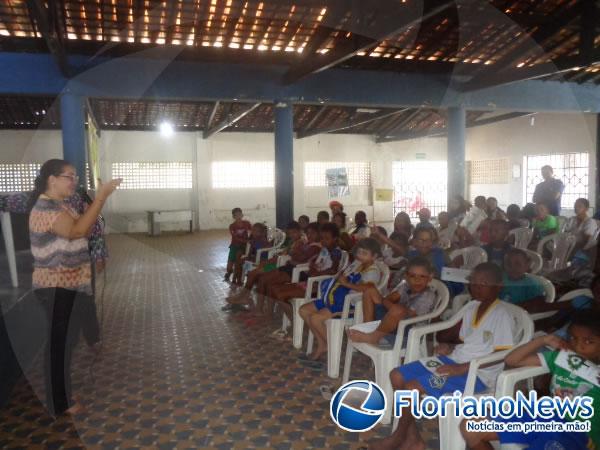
[330,380,387,432]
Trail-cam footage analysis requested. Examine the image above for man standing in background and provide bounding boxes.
[533,165,564,216]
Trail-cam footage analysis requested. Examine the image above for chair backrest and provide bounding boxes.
[392,279,450,354]
[508,227,533,249]
[528,274,555,303]
[271,228,286,248]
[522,249,543,274]
[557,216,568,233]
[375,261,390,292]
[556,288,592,304]
[339,250,350,271]
[502,302,535,347]
[449,246,488,270]
[536,232,577,270]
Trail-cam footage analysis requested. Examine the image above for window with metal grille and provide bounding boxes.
[304,162,371,187]
[112,162,193,189]
[212,161,274,188]
[0,163,40,192]
[524,153,589,208]
[392,161,447,219]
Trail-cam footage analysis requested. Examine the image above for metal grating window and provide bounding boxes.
[304,162,371,187]
[467,159,509,184]
[0,163,40,192]
[524,153,589,208]
[112,162,192,190]
[212,161,274,188]
[392,161,447,219]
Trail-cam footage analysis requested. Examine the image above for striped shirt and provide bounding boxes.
[29,196,92,294]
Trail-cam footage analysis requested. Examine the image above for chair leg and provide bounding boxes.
[342,341,354,383]
[326,319,344,379]
[306,331,314,355]
[439,406,465,450]
[374,359,393,425]
[291,298,305,350]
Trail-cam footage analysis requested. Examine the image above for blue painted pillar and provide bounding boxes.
[60,92,87,189]
[447,106,466,206]
[274,101,294,228]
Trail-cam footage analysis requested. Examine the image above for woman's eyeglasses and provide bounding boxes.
[58,174,79,183]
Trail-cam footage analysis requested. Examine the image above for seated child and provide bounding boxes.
[298,238,382,362]
[316,210,329,226]
[254,222,321,314]
[232,222,269,285]
[348,257,436,345]
[225,207,251,282]
[481,220,512,268]
[461,309,600,450]
[349,210,370,240]
[531,201,558,248]
[550,275,600,340]
[408,228,450,278]
[269,223,343,325]
[369,263,515,450]
[224,221,301,309]
[298,215,310,234]
[332,212,354,251]
[370,226,407,268]
[437,211,455,248]
[499,248,546,311]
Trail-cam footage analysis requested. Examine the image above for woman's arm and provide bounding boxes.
[52,179,121,240]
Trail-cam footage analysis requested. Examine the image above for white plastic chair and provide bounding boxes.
[557,216,568,233]
[529,287,591,322]
[1,212,18,288]
[281,251,349,336]
[508,227,533,249]
[242,228,286,278]
[522,249,543,274]
[449,246,488,269]
[437,221,458,250]
[342,280,450,424]
[519,274,555,321]
[405,303,533,450]
[317,262,391,378]
[536,232,577,272]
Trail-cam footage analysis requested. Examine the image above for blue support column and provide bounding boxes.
[60,92,87,189]
[447,106,466,206]
[274,101,294,228]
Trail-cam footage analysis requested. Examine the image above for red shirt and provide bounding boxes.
[229,220,252,245]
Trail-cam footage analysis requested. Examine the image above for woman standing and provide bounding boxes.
[28,159,120,415]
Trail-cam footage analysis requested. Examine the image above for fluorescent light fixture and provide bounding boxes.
[160,121,174,136]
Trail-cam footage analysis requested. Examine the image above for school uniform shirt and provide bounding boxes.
[565,215,598,250]
[313,246,342,272]
[499,273,545,305]
[538,350,600,449]
[448,300,515,389]
[481,242,512,268]
[390,281,436,317]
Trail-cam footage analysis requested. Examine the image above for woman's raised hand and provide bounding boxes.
[97,178,122,200]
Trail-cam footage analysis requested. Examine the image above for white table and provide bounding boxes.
[1,212,18,287]
[147,210,193,236]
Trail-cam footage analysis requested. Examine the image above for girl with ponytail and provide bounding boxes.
[29,159,121,416]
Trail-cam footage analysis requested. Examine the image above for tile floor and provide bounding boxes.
[0,231,440,449]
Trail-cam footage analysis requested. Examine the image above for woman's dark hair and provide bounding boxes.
[320,222,340,238]
[506,204,521,219]
[406,256,434,274]
[355,237,382,257]
[28,159,71,211]
[569,310,600,337]
[333,212,347,228]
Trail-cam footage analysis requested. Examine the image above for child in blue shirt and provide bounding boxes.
[499,248,546,310]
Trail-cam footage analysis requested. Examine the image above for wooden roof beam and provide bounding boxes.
[25,0,70,77]
[282,0,457,84]
[203,102,261,139]
[297,108,408,139]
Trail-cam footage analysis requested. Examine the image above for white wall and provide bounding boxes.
[1,112,596,232]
